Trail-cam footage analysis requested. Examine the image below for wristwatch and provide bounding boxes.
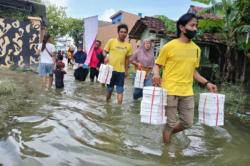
[204,81,210,86]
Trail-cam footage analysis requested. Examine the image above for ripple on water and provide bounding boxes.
[0,70,249,165]
[14,116,45,123]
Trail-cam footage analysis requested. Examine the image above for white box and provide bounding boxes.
[141,94,167,105]
[198,112,224,124]
[141,115,167,125]
[140,105,166,117]
[140,111,166,118]
[134,70,146,89]
[97,64,113,84]
[143,86,167,96]
[142,87,167,105]
[198,118,224,126]
[198,93,225,126]
[198,105,225,114]
[140,86,167,125]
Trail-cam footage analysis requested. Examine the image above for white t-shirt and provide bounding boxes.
[38,43,56,64]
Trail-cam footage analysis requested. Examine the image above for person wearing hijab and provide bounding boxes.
[73,45,89,81]
[130,39,155,100]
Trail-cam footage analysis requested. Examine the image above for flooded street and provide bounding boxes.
[0,67,250,166]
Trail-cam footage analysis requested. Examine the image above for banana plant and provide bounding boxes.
[192,0,250,83]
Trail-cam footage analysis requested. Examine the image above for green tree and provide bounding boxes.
[156,15,176,33]
[65,17,84,46]
[0,9,28,20]
[235,0,250,82]
[236,0,250,25]
[46,5,84,46]
[46,5,68,38]
[198,18,224,33]
[192,0,250,83]
[0,0,43,20]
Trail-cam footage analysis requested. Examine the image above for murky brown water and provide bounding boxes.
[0,67,250,166]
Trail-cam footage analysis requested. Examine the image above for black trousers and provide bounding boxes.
[74,68,89,81]
[89,67,99,81]
[68,58,73,65]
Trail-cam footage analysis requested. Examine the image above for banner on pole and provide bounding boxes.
[83,15,98,65]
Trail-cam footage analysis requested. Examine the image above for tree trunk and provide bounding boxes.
[240,51,247,83]
[223,46,232,82]
[233,48,239,83]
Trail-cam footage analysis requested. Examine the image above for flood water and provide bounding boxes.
[0,66,250,166]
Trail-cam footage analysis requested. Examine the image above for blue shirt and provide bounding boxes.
[74,51,87,64]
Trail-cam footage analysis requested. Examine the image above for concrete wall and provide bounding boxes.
[97,11,140,53]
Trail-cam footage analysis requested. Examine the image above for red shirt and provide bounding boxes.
[90,47,102,68]
[56,60,65,69]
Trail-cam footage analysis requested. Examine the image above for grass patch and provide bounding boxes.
[0,80,16,95]
[194,83,248,114]
[194,83,250,124]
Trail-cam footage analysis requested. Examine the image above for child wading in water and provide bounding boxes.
[54,56,66,88]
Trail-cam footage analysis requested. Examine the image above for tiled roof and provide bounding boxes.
[129,16,224,44]
[165,32,224,44]
[188,5,204,13]
[141,17,166,31]
[188,5,223,20]
[200,13,223,20]
[197,32,224,43]
[129,17,166,39]
[110,10,124,19]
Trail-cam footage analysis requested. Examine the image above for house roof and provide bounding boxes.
[197,32,224,44]
[110,10,128,19]
[98,20,112,27]
[200,13,223,20]
[0,0,47,25]
[110,10,140,20]
[188,5,204,13]
[129,15,224,44]
[129,16,166,39]
[0,0,46,17]
[165,32,224,44]
[187,5,223,20]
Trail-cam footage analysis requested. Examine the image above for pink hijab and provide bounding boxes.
[130,39,154,68]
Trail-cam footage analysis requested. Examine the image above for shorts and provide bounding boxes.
[165,96,195,131]
[38,63,54,77]
[107,71,125,94]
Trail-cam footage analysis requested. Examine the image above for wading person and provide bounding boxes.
[54,61,66,89]
[153,13,217,144]
[89,40,104,82]
[73,45,89,81]
[130,38,154,100]
[67,47,74,67]
[103,24,132,104]
[37,33,56,89]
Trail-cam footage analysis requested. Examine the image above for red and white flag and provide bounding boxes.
[83,15,98,65]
